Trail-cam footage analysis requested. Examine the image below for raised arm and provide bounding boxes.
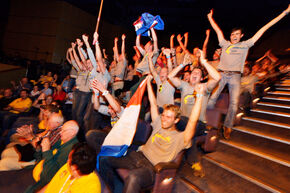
[136,35,145,55]
[170,34,175,49]
[148,52,158,78]
[163,48,173,72]
[183,84,205,146]
[207,9,225,44]
[147,75,159,123]
[168,53,192,87]
[121,34,126,58]
[68,48,80,72]
[91,79,121,113]
[202,29,211,59]
[66,48,72,64]
[71,42,85,71]
[184,32,188,49]
[82,34,97,70]
[250,5,290,44]
[150,28,158,53]
[199,50,221,90]
[76,38,87,65]
[113,37,119,62]
[93,32,106,74]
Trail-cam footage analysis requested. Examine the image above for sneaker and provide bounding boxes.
[191,162,205,177]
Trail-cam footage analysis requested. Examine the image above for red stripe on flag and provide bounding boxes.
[127,78,148,107]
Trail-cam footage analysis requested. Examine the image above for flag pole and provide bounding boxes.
[95,0,104,33]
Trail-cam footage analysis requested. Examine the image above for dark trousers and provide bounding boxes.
[99,151,155,193]
[0,111,19,136]
[185,120,207,164]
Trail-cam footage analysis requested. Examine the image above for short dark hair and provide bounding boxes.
[231,27,244,34]
[71,142,96,175]
[20,89,29,94]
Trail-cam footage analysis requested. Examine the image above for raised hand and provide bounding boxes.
[170,34,175,39]
[121,34,126,40]
[177,34,183,42]
[162,48,171,56]
[82,34,89,43]
[184,32,188,38]
[16,124,34,140]
[198,49,207,64]
[207,9,213,19]
[195,83,206,95]
[206,29,211,36]
[91,79,106,93]
[114,37,118,43]
[76,38,83,47]
[93,32,99,45]
[71,42,76,48]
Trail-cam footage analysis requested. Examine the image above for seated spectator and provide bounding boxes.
[41,142,101,193]
[52,85,66,104]
[24,120,79,193]
[0,113,63,171]
[30,85,40,100]
[0,89,32,136]
[99,76,204,193]
[41,82,53,96]
[0,88,14,110]
[32,93,53,110]
[91,79,124,129]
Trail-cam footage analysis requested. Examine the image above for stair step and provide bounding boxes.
[262,96,290,105]
[274,84,290,88]
[276,87,290,91]
[209,142,290,192]
[267,91,290,96]
[234,125,290,147]
[230,127,290,163]
[219,139,289,167]
[250,108,290,124]
[241,117,290,141]
[256,102,290,113]
[202,156,278,193]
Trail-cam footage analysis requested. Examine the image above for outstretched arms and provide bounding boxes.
[147,75,159,123]
[93,32,106,74]
[136,35,145,55]
[207,9,225,44]
[250,5,290,44]
[202,29,211,59]
[150,28,158,53]
[183,84,205,146]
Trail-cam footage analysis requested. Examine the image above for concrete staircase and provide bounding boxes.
[178,76,290,193]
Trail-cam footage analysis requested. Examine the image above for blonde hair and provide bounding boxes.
[163,104,181,119]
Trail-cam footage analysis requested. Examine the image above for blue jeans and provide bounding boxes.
[208,72,241,128]
[99,151,155,193]
[72,89,92,130]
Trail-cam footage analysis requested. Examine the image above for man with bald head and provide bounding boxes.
[24,120,79,193]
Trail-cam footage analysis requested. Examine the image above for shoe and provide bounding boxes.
[191,162,205,177]
[223,126,232,140]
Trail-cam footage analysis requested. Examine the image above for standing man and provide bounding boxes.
[207,6,290,139]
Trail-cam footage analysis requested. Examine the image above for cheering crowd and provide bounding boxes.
[0,5,289,193]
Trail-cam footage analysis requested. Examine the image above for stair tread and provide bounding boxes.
[251,108,290,117]
[203,155,284,193]
[233,125,290,144]
[205,150,289,192]
[257,101,290,109]
[263,96,290,100]
[267,91,290,95]
[242,116,290,129]
[219,139,290,166]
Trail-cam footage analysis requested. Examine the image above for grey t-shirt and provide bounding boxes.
[110,59,128,80]
[140,116,189,166]
[178,80,217,122]
[218,39,254,72]
[155,76,175,107]
[76,71,91,93]
[136,50,159,74]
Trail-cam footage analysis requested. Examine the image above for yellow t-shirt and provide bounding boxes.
[45,163,101,193]
[9,98,32,114]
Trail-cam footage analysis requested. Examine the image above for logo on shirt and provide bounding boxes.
[152,133,171,143]
[226,45,248,54]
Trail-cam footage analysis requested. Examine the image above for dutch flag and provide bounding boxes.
[97,77,148,170]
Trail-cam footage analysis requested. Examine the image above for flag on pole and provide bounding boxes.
[133,13,164,36]
[97,77,148,170]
